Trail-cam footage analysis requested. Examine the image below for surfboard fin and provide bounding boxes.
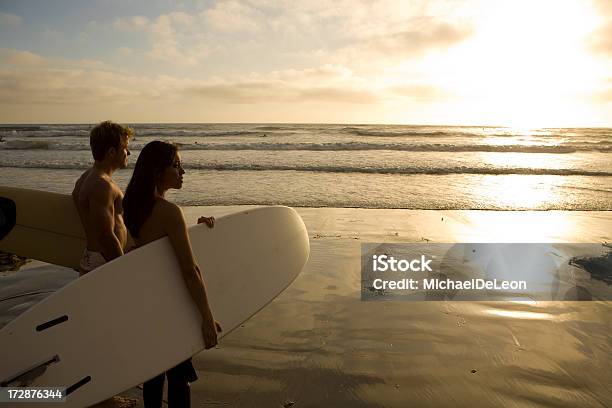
[36,315,69,331]
[66,376,91,396]
[0,197,17,241]
[0,355,60,387]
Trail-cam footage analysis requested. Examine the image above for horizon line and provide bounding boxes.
[1,122,611,130]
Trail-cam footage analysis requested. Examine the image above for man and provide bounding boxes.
[73,121,133,275]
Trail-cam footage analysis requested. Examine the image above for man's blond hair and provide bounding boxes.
[90,121,134,161]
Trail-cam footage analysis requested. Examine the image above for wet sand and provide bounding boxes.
[173,208,612,407]
[5,208,612,407]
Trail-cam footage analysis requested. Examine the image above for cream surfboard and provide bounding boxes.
[0,205,310,407]
[0,187,85,270]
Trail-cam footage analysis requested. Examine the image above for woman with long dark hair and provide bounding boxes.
[123,141,221,408]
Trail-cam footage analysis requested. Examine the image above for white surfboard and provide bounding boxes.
[0,206,310,407]
[0,187,86,270]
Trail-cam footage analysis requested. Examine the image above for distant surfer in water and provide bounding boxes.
[72,121,133,275]
[123,141,221,408]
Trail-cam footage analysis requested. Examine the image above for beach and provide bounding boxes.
[3,0,612,404]
[1,124,611,407]
[4,206,611,407]
[180,207,612,408]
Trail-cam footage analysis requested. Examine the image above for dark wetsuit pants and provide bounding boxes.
[143,359,198,408]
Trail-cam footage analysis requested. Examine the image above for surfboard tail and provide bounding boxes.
[0,355,60,387]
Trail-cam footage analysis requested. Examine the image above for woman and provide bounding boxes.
[123,141,221,408]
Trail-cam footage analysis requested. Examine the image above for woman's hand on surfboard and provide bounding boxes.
[201,319,219,349]
[198,216,215,228]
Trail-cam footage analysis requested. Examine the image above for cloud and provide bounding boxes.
[0,52,145,105]
[597,89,612,101]
[113,12,210,67]
[109,0,474,70]
[0,49,378,107]
[0,67,140,105]
[203,1,262,33]
[113,15,150,31]
[594,78,612,101]
[182,64,379,104]
[0,49,47,66]
[185,81,378,104]
[267,64,355,82]
[386,84,451,100]
[299,87,378,104]
[117,47,133,57]
[146,12,205,66]
[207,1,473,73]
[590,21,612,56]
[588,0,612,56]
[0,1,474,112]
[193,64,379,104]
[359,18,473,57]
[0,12,22,26]
[593,0,612,15]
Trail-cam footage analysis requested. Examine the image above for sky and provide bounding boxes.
[1,0,611,126]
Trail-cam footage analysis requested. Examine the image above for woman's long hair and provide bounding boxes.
[123,141,178,238]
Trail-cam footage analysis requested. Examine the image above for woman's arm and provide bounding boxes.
[161,201,219,348]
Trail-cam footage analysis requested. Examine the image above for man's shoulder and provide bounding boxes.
[91,176,116,193]
[81,174,120,203]
[72,169,90,195]
[75,168,91,183]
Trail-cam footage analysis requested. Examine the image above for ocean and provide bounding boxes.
[1,123,611,210]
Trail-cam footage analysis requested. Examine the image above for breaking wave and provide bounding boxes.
[1,161,610,176]
[4,140,612,153]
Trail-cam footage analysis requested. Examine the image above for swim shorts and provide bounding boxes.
[79,249,107,275]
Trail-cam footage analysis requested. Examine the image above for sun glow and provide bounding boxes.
[486,309,555,320]
[413,0,606,127]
